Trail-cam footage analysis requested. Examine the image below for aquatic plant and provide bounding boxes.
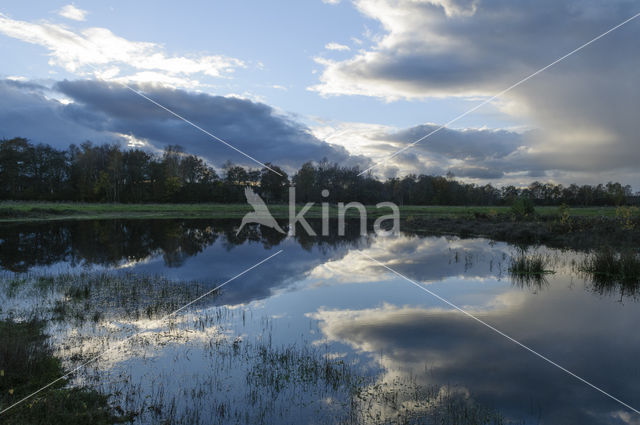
[580,247,640,297]
[0,271,519,425]
[509,250,553,275]
[508,249,554,289]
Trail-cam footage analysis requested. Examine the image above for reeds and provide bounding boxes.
[508,249,554,289]
[580,248,640,296]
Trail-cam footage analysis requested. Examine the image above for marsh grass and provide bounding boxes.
[580,248,640,296]
[349,378,514,425]
[0,319,131,424]
[1,272,212,324]
[0,271,516,424]
[508,249,554,289]
[248,344,357,394]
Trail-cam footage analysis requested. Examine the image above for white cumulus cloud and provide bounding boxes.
[325,42,350,51]
[58,4,88,22]
[0,13,245,88]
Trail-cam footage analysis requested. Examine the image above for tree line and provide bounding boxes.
[0,137,637,206]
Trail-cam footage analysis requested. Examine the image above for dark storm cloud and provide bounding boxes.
[54,79,368,171]
[368,123,544,180]
[384,125,523,161]
[0,79,116,147]
[448,166,504,179]
[0,78,369,172]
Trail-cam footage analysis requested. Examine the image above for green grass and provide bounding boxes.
[509,252,552,275]
[0,319,131,424]
[580,248,640,286]
[508,250,555,289]
[0,200,618,222]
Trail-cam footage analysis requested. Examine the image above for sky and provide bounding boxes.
[0,0,639,188]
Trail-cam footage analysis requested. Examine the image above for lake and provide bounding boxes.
[1,219,639,424]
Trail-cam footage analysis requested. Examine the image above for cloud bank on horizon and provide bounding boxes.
[0,79,364,173]
[0,1,639,186]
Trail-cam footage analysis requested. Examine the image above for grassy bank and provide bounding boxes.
[1,201,637,250]
[0,319,130,424]
[0,201,619,222]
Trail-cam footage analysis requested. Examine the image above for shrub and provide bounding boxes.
[616,206,639,230]
[510,197,535,219]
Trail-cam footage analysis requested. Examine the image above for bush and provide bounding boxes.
[510,197,535,219]
[616,206,639,230]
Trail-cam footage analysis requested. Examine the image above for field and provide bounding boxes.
[0,201,619,222]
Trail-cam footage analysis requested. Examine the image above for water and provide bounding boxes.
[1,219,639,424]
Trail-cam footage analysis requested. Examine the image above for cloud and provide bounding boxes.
[325,42,350,51]
[58,4,88,21]
[311,0,635,100]
[313,120,540,182]
[308,234,512,285]
[0,78,369,173]
[0,13,244,88]
[309,0,640,186]
[309,287,640,424]
[0,79,115,145]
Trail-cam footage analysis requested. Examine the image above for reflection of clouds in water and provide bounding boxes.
[4,224,638,423]
[309,292,640,424]
[309,235,511,284]
[54,311,229,372]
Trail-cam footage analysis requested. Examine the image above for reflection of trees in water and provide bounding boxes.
[0,219,365,272]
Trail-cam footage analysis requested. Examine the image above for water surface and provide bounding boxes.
[1,219,639,424]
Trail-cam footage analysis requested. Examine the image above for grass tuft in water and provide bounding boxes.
[508,249,554,289]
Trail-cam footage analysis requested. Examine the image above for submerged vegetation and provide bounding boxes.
[1,272,212,323]
[350,379,513,425]
[0,271,517,424]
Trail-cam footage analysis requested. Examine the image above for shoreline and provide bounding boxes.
[0,201,619,222]
[0,201,636,250]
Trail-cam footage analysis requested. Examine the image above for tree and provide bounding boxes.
[0,138,33,199]
[292,162,316,203]
[259,164,289,203]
